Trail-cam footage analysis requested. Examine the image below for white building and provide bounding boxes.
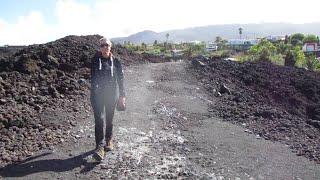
[189,40,202,45]
[265,35,286,42]
[206,42,218,51]
[228,39,259,46]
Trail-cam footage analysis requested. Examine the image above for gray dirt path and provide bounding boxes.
[1,61,319,179]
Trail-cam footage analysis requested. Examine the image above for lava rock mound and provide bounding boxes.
[190,57,320,163]
[0,35,164,166]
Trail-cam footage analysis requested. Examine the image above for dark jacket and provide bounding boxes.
[90,51,125,97]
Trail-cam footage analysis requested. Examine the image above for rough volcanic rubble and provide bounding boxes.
[189,57,320,164]
[0,35,166,166]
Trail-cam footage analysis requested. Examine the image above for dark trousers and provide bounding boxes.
[90,86,116,149]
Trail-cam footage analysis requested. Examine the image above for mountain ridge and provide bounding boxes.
[112,23,320,44]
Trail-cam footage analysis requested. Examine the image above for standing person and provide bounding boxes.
[90,37,126,161]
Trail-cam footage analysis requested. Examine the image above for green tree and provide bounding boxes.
[305,54,320,71]
[141,42,147,51]
[284,50,295,66]
[238,27,243,39]
[284,35,289,44]
[249,39,277,62]
[153,40,158,46]
[165,33,169,43]
[165,33,170,51]
[290,33,305,46]
[276,41,290,54]
[213,36,226,50]
[293,46,306,68]
[303,34,318,43]
[215,36,222,43]
[219,39,228,50]
[184,42,206,57]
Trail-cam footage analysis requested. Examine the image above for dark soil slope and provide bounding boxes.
[190,57,320,163]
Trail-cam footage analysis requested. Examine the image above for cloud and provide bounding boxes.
[0,19,7,30]
[54,0,94,35]
[0,0,320,45]
[0,11,53,45]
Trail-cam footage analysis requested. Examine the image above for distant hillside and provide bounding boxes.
[112,30,163,44]
[112,23,320,44]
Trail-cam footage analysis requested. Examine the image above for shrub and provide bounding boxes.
[305,54,320,71]
[248,39,277,62]
[294,46,307,68]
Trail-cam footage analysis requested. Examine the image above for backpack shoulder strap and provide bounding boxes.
[110,55,114,77]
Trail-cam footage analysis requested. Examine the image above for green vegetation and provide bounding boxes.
[121,32,319,72]
[248,39,278,62]
[122,40,210,58]
[304,34,318,43]
[290,33,304,46]
[238,33,320,71]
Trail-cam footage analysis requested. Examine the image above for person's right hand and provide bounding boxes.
[117,96,126,111]
[119,96,126,106]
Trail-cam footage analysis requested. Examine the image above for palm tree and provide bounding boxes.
[166,33,170,43]
[238,27,243,39]
[165,33,170,51]
[215,36,222,43]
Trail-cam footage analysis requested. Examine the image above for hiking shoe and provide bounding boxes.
[93,146,105,162]
[104,140,113,152]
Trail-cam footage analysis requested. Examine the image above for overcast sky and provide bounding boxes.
[0,0,320,45]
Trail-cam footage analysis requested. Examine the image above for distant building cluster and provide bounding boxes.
[227,39,260,51]
[206,42,218,51]
[265,35,286,42]
[205,35,315,53]
[206,38,261,52]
